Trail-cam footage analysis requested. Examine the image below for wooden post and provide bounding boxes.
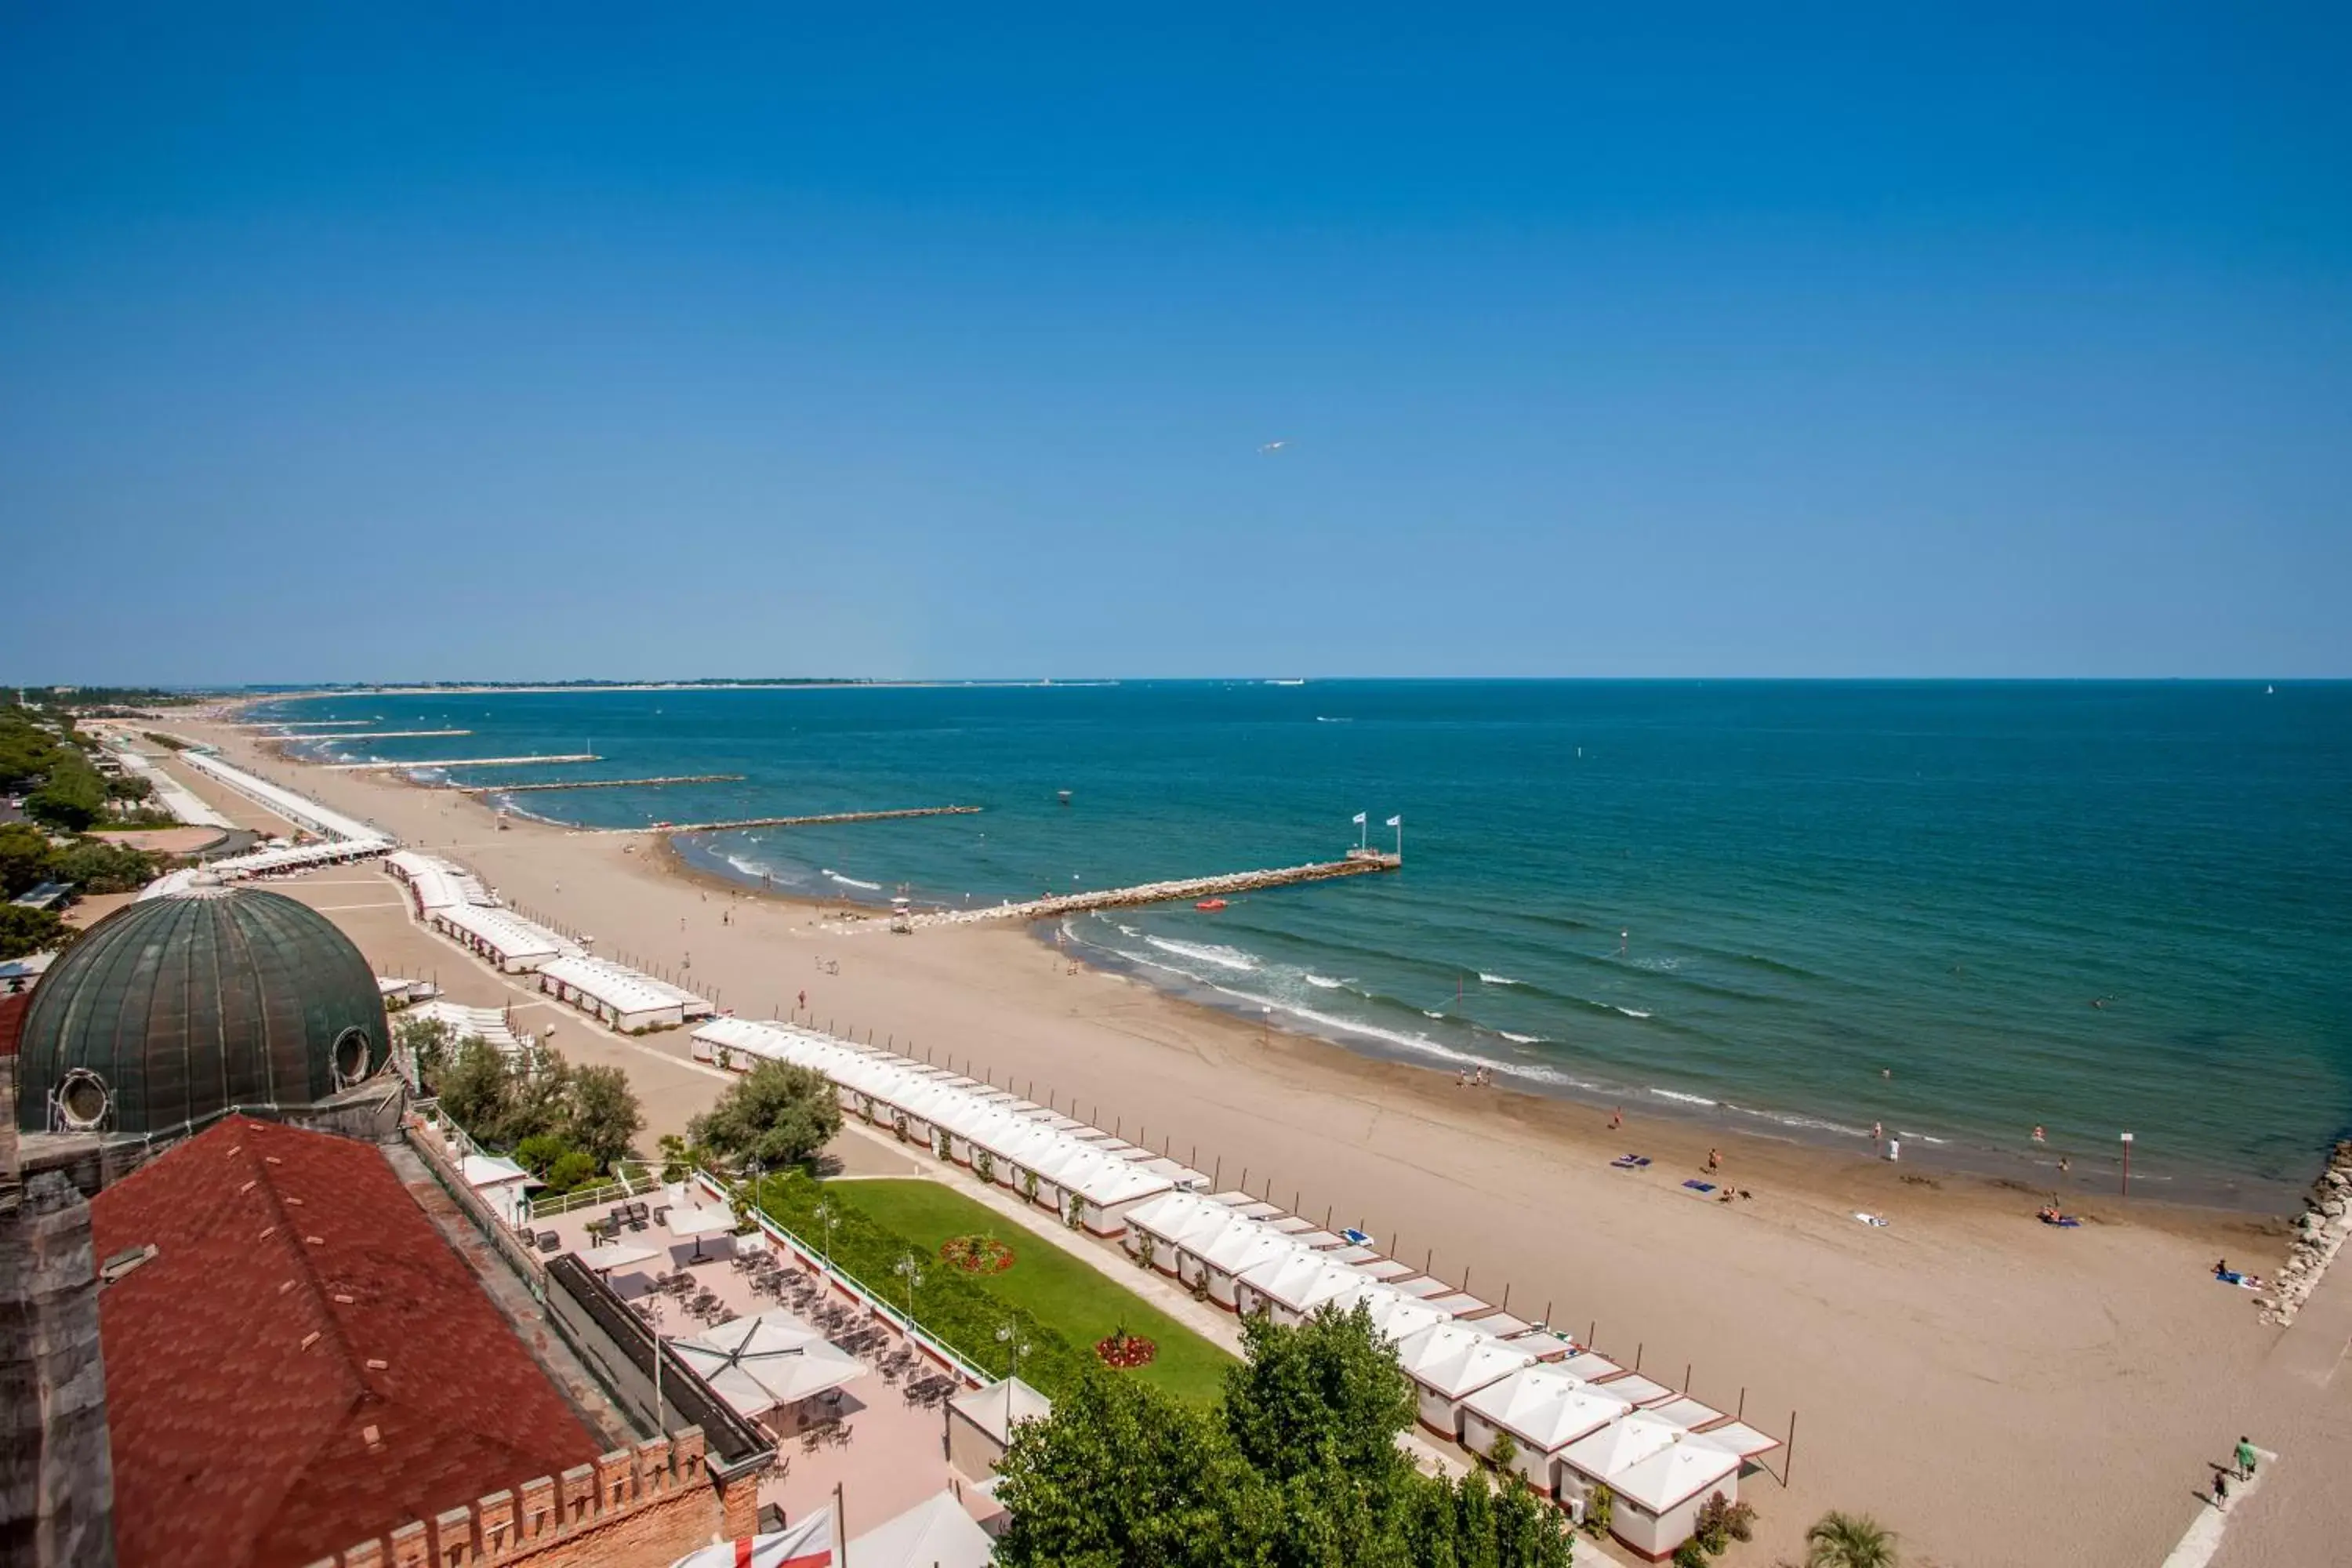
[1240,1167,1248,1192]
[1737,1387,1746,1421]
[1501,1282,1511,1310]
[1684,1363,1691,1392]
[1635,1341,1644,1371]
[1425,1247,1433,1274]
[1213,1157,1222,1189]
[1783,1410,1796,1487]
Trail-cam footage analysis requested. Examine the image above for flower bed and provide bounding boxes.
[1095,1329,1158,1369]
[940,1232,1016,1274]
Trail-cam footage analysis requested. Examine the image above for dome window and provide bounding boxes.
[56,1069,111,1131]
[332,1028,374,1087]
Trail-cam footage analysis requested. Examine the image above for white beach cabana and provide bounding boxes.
[1236,1250,1371,1325]
[1192,1219,1308,1309]
[538,954,711,1031]
[1390,1323,1538,1439]
[1579,1428,1744,1558]
[1457,1367,1636,1495]
[431,903,568,973]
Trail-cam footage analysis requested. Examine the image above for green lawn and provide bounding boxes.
[834,1177,1236,1405]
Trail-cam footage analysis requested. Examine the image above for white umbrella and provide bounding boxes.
[673,1308,869,1416]
[586,1243,661,1272]
[663,1203,736,1261]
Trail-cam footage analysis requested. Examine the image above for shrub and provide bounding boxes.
[1021,1169,1040,1203]
[1584,1482,1614,1537]
[1696,1490,1755,1550]
[0,906,71,960]
[974,1149,996,1185]
[1673,1541,1711,1568]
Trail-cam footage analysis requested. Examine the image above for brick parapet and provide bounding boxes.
[328,1428,740,1568]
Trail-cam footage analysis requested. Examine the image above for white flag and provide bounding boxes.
[1352,812,1367,825]
[1385,815,1402,827]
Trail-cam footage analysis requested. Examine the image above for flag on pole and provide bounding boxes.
[1385,815,1402,826]
[1352,812,1367,825]
[664,1508,834,1568]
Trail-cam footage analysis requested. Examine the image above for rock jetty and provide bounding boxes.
[2258,1140,2352,1327]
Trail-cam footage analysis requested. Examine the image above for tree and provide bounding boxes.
[436,1036,510,1135]
[568,1062,644,1168]
[24,751,107,831]
[1806,1512,1898,1568]
[0,824,53,898]
[993,1369,1272,1568]
[1225,1303,1416,1489]
[51,840,158,895]
[106,775,154,802]
[689,1059,842,1170]
[0,906,71,960]
[395,1014,457,1090]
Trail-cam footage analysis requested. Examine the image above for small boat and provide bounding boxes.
[1057,789,1073,806]
[1195,898,1228,912]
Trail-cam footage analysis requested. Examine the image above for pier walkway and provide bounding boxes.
[452,772,745,794]
[832,851,1401,931]
[617,804,982,834]
[324,753,600,771]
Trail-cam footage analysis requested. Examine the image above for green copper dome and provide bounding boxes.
[15,883,389,1138]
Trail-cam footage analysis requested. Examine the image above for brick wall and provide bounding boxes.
[317,1427,748,1568]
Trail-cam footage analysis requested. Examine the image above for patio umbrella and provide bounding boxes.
[663,1203,737,1261]
[585,1243,662,1273]
[672,1308,869,1416]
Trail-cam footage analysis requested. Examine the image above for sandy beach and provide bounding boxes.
[141,715,2350,1567]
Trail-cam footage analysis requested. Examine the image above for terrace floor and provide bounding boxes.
[536,1191,1004,1537]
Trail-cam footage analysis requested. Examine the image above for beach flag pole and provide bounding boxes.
[1388,814,1403,858]
[2121,1132,2132,1196]
[1353,810,1367,851]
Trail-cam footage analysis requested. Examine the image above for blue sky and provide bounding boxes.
[2,5,2346,683]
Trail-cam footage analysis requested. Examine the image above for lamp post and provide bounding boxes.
[815,1202,833,1269]
[895,1254,922,1323]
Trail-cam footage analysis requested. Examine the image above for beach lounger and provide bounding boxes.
[1610,1154,1651,1170]
[1852,1211,1889,1228]
[1682,1180,1716,1193]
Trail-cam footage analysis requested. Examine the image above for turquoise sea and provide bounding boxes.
[252,681,2351,1208]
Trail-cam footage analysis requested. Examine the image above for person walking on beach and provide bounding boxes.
[2235,1437,2258,1479]
[1609,1108,1623,1131]
[797,988,807,1013]
[1707,1148,1722,1172]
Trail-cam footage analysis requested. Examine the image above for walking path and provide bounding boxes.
[2158,1447,2275,1568]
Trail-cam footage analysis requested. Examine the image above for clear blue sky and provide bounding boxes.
[3,5,2346,683]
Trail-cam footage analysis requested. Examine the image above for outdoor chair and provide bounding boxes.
[652,1206,670,1225]
[535,1231,561,1254]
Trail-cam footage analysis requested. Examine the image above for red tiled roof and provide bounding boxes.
[90,1115,604,1568]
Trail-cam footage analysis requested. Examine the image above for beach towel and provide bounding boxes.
[1610,1154,1651,1169]
[1853,1211,1889,1228]
[1682,1180,1716,1193]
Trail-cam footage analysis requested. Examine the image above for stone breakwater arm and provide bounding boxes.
[2259,1139,2352,1325]
[837,852,1403,931]
[453,774,746,793]
[619,805,984,834]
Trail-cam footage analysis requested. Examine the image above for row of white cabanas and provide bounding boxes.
[109,745,234,829]
[539,953,713,1033]
[180,748,389,844]
[691,1016,1196,1232]
[140,751,396,898]
[384,849,495,915]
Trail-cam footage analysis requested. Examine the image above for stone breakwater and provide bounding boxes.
[824,852,1402,933]
[2258,1140,2352,1327]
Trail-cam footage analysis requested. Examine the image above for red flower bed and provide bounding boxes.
[938,1233,1015,1274]
[1094,1330,1158,1369]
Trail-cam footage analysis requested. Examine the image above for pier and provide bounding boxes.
[324,753,601,771]
[844,850,1402,931]
[451,772,746,794]
[614,804,982,834]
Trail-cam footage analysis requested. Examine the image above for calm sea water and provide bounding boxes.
[253,681,2352,1207]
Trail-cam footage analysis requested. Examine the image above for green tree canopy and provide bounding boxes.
[1225,1302,1417,1489]
[0,906,71,961]
[0,824,53,898]
[688,1059,842,1170]
[1806,1512,1898,1568]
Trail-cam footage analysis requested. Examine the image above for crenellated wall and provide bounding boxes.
[314,1427,757,1568]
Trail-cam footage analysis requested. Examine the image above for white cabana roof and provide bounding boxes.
[1460,1366,1635,1454]
[1243,1250,1370,1316]
[1558,1410,1688,1484]
[1196,1217,1304,1279]
[1392,1323,1537,1399]
[1595,1373,1676,1407]
[843,1490,994,1568]
[1553,1351,1623,1381]
[1645,1396,1726,1430]
[433,902,569,960]
[1690,1420,1782,1461]
[949,1377,1052,1444]
[180,750,385,842]
[541,954,711,1018]
[1327,1280,1455,1344]
[1605,1432,1744,1515]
